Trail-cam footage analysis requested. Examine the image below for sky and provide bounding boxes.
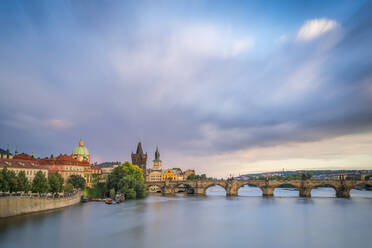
[1,0,372,178]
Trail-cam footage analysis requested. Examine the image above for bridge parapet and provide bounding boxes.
[145,179,372,198]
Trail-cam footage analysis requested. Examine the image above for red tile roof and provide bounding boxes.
[0,158,48,170]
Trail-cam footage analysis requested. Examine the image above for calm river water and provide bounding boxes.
[1,186,372,248]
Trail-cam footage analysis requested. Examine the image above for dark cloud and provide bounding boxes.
[0,1,371,164]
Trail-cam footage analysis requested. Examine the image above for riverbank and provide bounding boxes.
[0,191,83,218]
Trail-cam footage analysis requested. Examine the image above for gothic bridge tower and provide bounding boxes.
[131,142,147,179]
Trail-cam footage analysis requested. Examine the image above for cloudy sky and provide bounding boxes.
[1,0,372,177]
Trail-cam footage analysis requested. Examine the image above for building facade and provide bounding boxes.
[161,168,178,181]
[172,167,184,181]
[0,146,13,159]
[39,154,99,187]
[0,158,48,182]
[98,162,121,181]
[131,142,147,179]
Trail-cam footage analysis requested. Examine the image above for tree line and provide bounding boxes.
[1,161,147,200]
[0,168,86,196]
[186,173,213,180]
[248,174,313,180]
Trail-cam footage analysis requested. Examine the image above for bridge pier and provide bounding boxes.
[162,187,175,196]
[226,189,238,197]
[194,187,206,196]
[299,187,311,197]
[261,186,274,197]
[336,187,350,198]
[145,179,366,199]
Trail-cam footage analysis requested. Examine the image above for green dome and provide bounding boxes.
[72,146,90,156]
[72,139,90,157]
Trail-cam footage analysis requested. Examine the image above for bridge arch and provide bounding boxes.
[237,183,263,196]
[273,183,300,197]
[350,182,372,198]
[203,183,228,195]
[310,183,337,197]
[171,182,195,194]
[147,184,163,193]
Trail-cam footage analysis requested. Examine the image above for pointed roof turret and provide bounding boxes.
[136,142,144,154]
[15,145,18,155]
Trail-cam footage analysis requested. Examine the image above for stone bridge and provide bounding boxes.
[146,179,372,198]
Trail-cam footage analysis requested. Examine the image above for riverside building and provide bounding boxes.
[0,157,48,181]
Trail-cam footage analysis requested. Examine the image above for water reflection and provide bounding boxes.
[0,189,372,248]
[274,188,299,197]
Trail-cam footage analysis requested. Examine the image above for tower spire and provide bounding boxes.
[15,145,18,155]
[136,141,144,154]
[154,146,160,161]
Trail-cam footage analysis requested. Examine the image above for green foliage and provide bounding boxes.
[126,188,136,199]
[187,173,208,180]
[0,170,4,192]
[7,170,18,193]
[110,188,116,199]
[92,174,101,187]
[0,168,10,192]
[32,171,49,194]
[67,175,86,189]
[86,182,107,198]
[122,161,144,182]
[187,173,197,180]
[48,172,64,195]
[107,161,146,200]
[64,183,74,193]
[16,171,30,192]
[107,166,126,192]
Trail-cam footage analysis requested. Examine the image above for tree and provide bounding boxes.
[67,175,86,190]
[92,174,101,188]
[107,166,126,192]
[187,173,197,180]
[32,171,49,194]
[121,161,144,182]
[86,174,107,199]
[7,170,18,193]
[108,162,146,199]
[0,168,10,192]
[48,172,64,195]
[110,188,116,199]
[0,171,4,192]
[187,173,208,181]
[16,171,30,193]
[64,183,74,193]
[107,161,144,191]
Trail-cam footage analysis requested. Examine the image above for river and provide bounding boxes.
[1,186,372,248]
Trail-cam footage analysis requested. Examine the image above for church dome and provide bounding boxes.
[72,139,90,158]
